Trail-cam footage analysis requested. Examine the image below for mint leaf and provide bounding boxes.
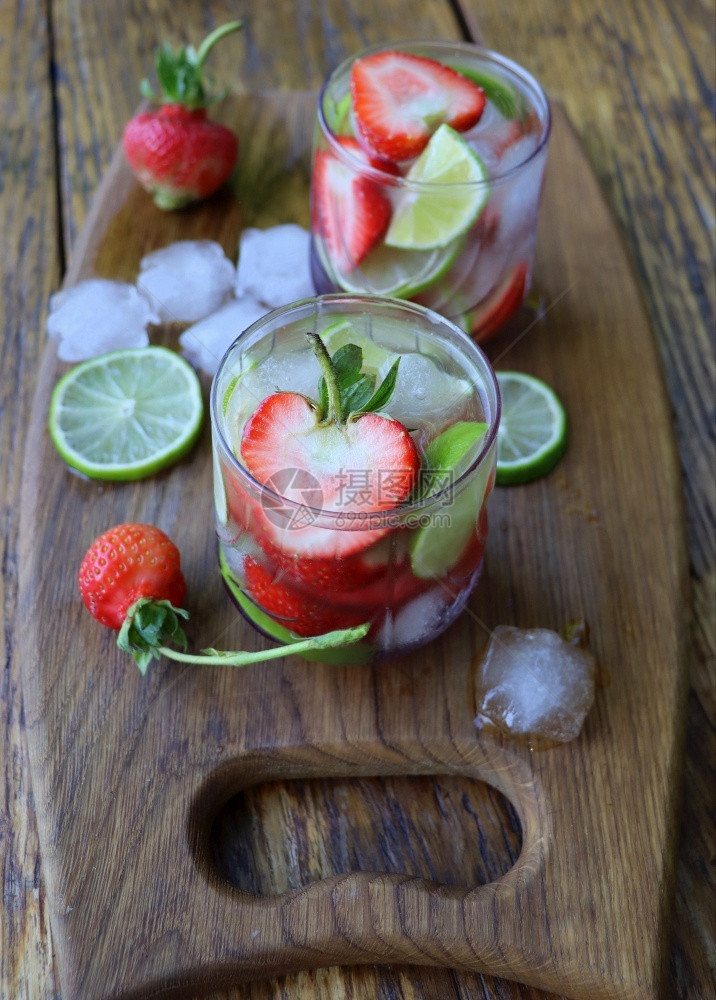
[332,344,363,385]
[341,374,376,418]
[352,357,401,415]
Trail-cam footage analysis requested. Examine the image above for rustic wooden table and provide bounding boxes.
[1,1,713,998]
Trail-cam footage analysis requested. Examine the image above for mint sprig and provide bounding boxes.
[307,332,400,424]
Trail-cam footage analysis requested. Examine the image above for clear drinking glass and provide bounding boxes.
[211,294,500,663]
[310,40,551,343]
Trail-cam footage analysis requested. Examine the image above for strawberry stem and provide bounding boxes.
[307,332,343,424]
[156,623,370,667]
[195,20,243,68]
[117,596,369,674]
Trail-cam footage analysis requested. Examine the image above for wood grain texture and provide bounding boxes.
[0,2,62,999]
[454,12,716,997]
[17,93,687,1000]
[2,0,713,998]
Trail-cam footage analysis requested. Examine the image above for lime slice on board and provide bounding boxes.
[385,124,490,250]
[410,420,491,579]
[496,371,568,485]
[316,233,460,299]
[49,346,203,481]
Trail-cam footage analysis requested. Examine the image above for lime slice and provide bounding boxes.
[323,318,395,373]
[410,421,491,579]
[324,91,354,136]
[219,547,373,665]
[317,233,459,299]
[452,65,527,121]
[385,124,490,250]
[496,371,567,485]
[49,346,203,481]
[212,443,228,526]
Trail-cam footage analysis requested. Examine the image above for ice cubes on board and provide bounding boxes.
[46,279,159,362]
[137,240,236,323]
[236,224,315,308]
[474,625,596,743]
[179,296,268,376]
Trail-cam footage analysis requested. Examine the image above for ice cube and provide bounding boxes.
[137,240,236,323]
[236,224,315,307]
[221,349,323,447]
[389,587,449,648]
[378,352,472,427]
[46,279,159,361]
[474,625,596,743]
[179,296,268,375]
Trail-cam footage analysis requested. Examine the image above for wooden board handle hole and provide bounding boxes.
[204,773,523,897]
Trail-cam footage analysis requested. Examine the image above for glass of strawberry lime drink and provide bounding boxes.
[310,40,550,343]
[211,294,500,663]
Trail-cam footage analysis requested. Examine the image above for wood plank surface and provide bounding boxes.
[1,1,713,999]
[0,2,62,999]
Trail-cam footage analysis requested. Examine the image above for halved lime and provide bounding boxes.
[316,232,460,299]
[385,124,490,250]
[49,346,203,481]
[410,421,491,579]
[496,371,567,485]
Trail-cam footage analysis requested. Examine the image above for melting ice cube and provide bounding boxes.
[378,352,473,428]
[137,240,235,323]
[474,625,596,743]
[179,296,268,375]
[46,279,159,361]
[236,224,315,308]
[220,348,324,449]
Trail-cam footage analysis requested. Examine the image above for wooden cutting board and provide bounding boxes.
[17,93,688,1000]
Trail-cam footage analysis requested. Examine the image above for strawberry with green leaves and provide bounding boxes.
[79,522,368,673]
[123,21,243,210]
[240,332,421,562]
[233,332,421,630]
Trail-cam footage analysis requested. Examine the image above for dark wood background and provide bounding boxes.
[1,1,713,997]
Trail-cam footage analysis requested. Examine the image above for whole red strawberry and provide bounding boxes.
[79,522,186,629]
[123,21,242,210]
[79,522,368,672]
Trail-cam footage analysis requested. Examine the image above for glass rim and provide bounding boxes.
[317,39,552,186]
[210,293,501,529]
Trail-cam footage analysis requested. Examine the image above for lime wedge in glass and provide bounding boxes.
[317,233,460,299]
[385,124,490,250]
[410,420,491,579]
[49,346,203,481]
[452,65,527,121]
[496,371,568,485]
